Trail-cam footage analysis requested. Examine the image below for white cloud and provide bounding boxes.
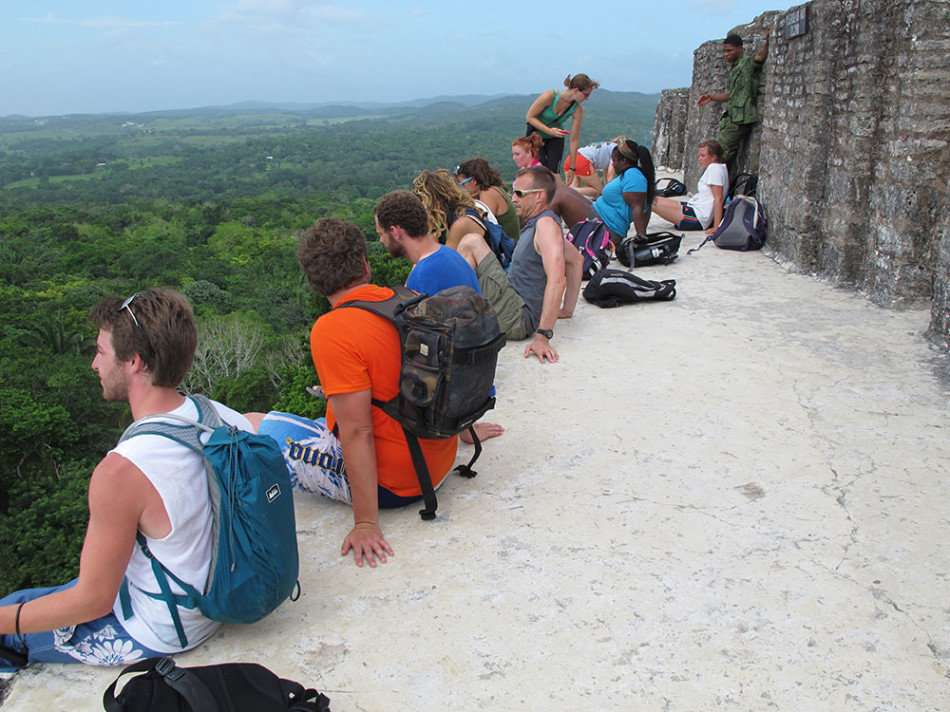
[22,13,179,31]
[298,46,334,67]
[213,0,367,35]
[301,5,366,22]
[689,0,738,15]
[222,0,305,12]
[20,12,61,23]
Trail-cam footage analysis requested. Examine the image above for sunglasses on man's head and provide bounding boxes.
[512,188,543,198]
[120,293,155,358]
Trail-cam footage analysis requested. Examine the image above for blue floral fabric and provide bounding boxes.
[0,581,165,671]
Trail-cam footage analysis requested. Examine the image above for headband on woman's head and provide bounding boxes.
[617,140,639,164]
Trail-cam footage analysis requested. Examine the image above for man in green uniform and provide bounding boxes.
[698,28,771,164]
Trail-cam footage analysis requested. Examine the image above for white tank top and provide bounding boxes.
[111,398,252,653]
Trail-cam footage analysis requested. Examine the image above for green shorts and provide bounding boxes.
[718,114,753,163]
[476,256,531,340]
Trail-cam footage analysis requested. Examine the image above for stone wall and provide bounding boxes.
[653,0,950,346]
[652,88,689,169]
[676,15,776,189]
[932,180,950,345]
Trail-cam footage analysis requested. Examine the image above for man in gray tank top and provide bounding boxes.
[456,166,583,364]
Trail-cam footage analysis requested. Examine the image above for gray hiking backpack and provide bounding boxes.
[688,196,767,253]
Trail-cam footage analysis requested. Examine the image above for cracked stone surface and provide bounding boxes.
[3,213,950,710]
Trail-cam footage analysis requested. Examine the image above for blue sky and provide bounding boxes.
[0,0,798,117]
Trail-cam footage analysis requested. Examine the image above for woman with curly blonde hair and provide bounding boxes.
[412,169,488,250]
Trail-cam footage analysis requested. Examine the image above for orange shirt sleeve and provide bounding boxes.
[311,312,372,398]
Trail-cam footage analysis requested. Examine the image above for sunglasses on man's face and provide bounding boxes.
[512,188,543,198]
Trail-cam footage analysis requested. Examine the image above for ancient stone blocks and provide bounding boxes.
[652,0,950,345]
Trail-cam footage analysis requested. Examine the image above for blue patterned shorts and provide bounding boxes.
[0,581,165,671]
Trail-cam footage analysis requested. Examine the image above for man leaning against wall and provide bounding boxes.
[698,28,771,166]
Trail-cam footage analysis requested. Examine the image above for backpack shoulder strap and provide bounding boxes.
[448,208,487,236]
[189,394,223,429]
[116,397,224,650]
[122,534,197,649]
[644,230,679,241]
[118,396,220,451]
[687,235,715,255]
[402,430,439,521]
[465,207,486,230]
[401,423,480,522]
[103,657,220,712]
[290,689,334,712]
[154,657,220,712]
[336,286,421,321]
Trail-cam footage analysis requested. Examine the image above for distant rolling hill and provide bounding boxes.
[0,91,658,144]
[0,91,659,205]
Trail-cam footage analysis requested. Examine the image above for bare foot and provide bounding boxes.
[460,422,505,443]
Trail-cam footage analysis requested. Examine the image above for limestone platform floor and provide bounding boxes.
[4,218,950,711]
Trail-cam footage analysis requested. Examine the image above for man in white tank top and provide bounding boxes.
[0,288,251,671]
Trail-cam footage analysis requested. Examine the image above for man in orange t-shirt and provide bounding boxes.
[254,218,457,568]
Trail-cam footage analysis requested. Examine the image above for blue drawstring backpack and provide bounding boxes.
[118,395,299,648]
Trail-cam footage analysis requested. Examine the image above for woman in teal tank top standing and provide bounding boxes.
[525,74,599,182]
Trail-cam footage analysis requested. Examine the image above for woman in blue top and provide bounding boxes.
[591,139,656,241]
[525,74,599,180]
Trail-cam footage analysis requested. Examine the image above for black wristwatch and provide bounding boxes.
[536,328,554,339]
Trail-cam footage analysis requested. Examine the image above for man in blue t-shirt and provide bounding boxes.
[375,190,503,441]
[375,190,481,297]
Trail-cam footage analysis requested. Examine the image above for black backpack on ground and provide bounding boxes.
[616,231,682,268]
[655,177,688,197]
[688,196,767,254]
[340,285,506,520]
[103,656,331,712]
[568,219,612,280]
[727,172,758,200]
[583,268,677,308]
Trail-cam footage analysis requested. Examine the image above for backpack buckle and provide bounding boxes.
[155,656,182,679]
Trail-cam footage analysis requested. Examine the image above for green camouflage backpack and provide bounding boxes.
[340,285,505,519]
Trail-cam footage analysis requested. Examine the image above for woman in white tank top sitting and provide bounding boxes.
[652,140,729,236]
